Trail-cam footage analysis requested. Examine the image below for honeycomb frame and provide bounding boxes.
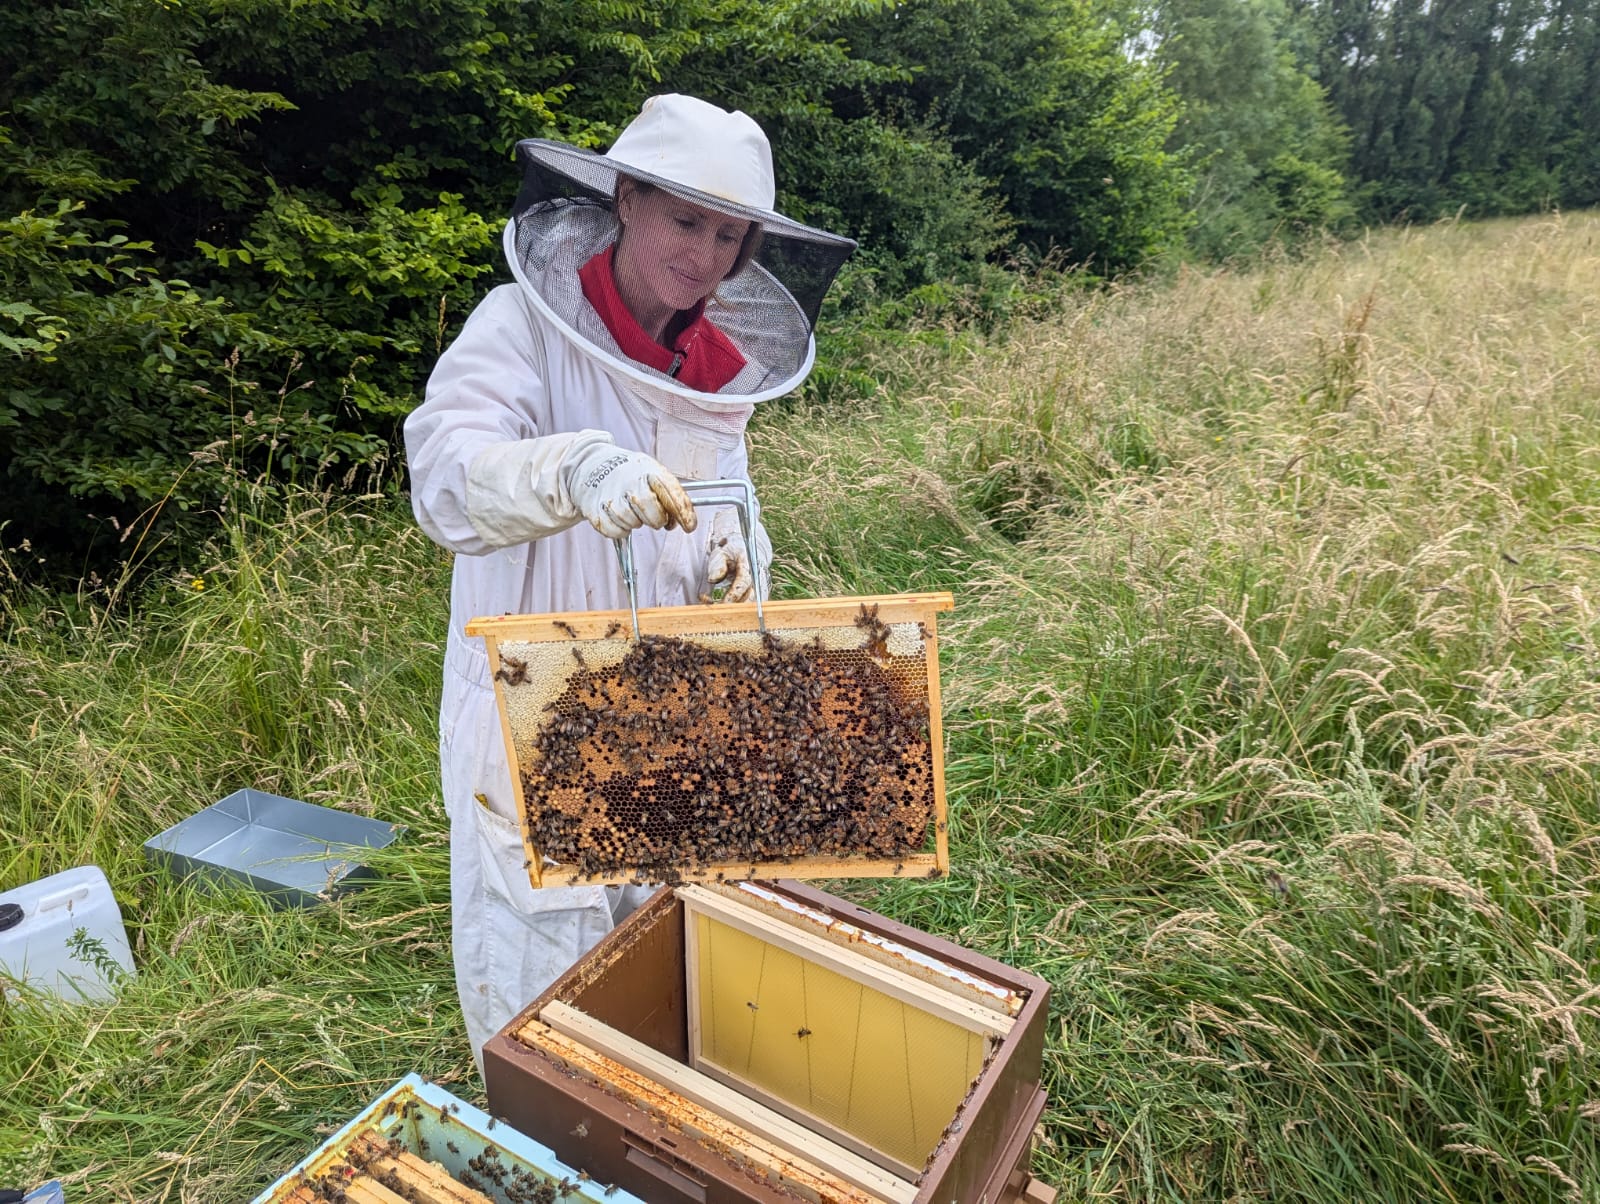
[465,593,954,888]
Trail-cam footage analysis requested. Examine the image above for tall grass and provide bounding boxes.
[763,211,1600,1200]
[0,490,465,1200]
[4,210,1600,1200]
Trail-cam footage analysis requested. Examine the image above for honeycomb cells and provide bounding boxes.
[515,610,936,880]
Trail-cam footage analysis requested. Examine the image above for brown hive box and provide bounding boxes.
[482,880,1053,1204]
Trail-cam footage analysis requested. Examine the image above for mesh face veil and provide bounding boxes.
[506,98,856,418]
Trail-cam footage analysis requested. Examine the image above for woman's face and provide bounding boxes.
[615,183,751,318]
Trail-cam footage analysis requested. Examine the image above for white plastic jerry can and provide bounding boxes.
[0,865,136,1003]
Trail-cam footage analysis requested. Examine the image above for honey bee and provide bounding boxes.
[495,656,529,687]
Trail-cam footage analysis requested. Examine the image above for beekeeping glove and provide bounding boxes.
[705,506,769,603]
[464,430,696,547]
[565,440,697,539]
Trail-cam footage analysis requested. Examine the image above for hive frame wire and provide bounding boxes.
[614,478,768,639]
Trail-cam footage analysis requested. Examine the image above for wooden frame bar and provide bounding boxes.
[351,1136,497,1204]
[720,880,1025,1017]
[279,1135,497,1204]
[678,884,1013,1039]
[536,853,942,889]
[465,593,954,643]
[523,1006,917,1204]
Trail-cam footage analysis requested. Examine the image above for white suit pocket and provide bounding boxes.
[468,789,609,917]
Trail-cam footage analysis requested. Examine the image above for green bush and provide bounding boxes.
[1,0,1195,575]
[835,0,1193,268]
[1154,0,1354,261]
[0,183,266,564]
[806,118,1016,297]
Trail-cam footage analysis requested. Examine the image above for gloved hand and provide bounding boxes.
[563,440,697,540]
[705,506,759,602]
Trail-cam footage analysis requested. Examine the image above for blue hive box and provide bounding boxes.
[252,1073,646,1203]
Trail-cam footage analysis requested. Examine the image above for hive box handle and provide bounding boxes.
[622,1131,709,1203]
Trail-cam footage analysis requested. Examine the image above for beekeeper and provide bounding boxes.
[404,94,855,1065]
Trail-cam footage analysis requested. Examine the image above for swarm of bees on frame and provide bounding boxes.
[458,1142,589,1201]
[510,604,936,880]
[300,1135,422,1203]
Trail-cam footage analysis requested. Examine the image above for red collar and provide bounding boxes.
[578,246,746,392]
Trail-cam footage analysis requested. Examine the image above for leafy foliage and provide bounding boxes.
[0,180,273,562]
[836,0,1193,268]
[1,0,1196,573]
[1151,0,1354,259]
[1296,0,1600,221]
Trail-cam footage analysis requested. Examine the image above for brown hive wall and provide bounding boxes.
[483,884,1052,1204]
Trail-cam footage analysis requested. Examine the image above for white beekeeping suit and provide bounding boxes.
[404,94,854,1065]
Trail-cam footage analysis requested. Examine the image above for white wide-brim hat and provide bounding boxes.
[516,94,854,258]
[504,94,857,414]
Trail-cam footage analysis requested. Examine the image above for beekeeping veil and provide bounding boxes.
[506,94,856,425]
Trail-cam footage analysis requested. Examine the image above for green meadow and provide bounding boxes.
[4,210,1599,1201]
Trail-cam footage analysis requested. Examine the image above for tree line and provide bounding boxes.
[1,0,1595,573]
[1151,0,1600,254]
[1301,0,1600,219]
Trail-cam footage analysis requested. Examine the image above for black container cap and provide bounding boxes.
[0,902,23,932]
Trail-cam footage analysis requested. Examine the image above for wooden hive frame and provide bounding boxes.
[675,883,1015,1174]
[277,1133,495,1204]
[254,1073,647,1204]
[466,592,955,889]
